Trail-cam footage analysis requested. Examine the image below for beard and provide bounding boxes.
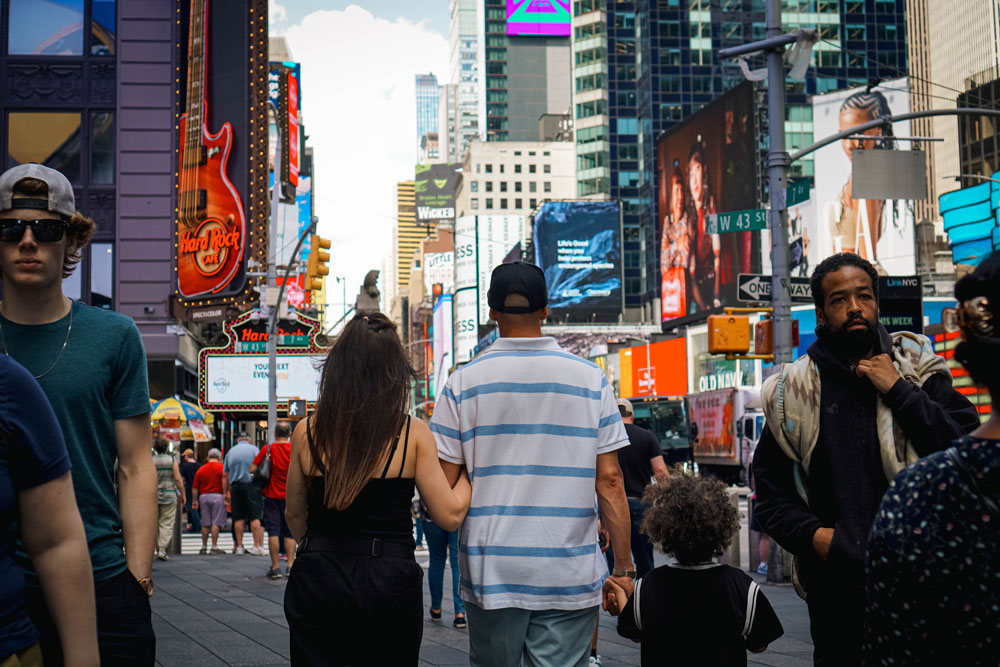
[825,314,877,358]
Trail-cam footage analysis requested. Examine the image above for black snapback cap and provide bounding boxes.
[487,262,548,314]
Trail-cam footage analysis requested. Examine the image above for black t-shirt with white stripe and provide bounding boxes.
[618,563,783,666]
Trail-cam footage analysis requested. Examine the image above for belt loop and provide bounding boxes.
[371,538,382,558]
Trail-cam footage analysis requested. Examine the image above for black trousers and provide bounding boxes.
[284,546,423,665]
[806,566,866,667]
[24,568,155,667]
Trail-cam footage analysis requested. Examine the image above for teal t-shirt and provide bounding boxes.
[1,300,150,582]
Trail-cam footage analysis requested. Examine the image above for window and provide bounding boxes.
[90,111,114,184]
[471,198,479,209]
[486,198,494,209]
[7,112,82,183]
[470,181,479,192]
[476,163,481,173]
[485,181,493,192]
[660,104,683,120]
[543,164,551,174]
[515,199,522,209]
[543,151,550,156]
[8,0,84,55]
[514,151,522,156]
[619,144,639,160]
[543,182,551,193]
[529,164,537,174]
[485,164,493,173]
[500,181,507,192]
[529,151,536,156]
[515,164,522,173]
[90,242,113,309]
[530,199,537,208]
[529,182,537,193]
[515,182,522,192]
[617,118,639,134]
[660,48,681,66]
[617,171,639,187]
[63,265,82,300]
[91,0,116,55]
[500,164,505,173]
[500,198,508,208]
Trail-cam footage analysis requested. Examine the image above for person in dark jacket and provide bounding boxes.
[752,253,979,666]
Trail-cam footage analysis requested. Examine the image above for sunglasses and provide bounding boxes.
[0,219,68,243]
[942,296,995,337]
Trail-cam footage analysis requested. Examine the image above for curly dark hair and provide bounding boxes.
[810,252,879,308]
[640,470,740,565]
[953,251,1000,396]
[1,177,97,279]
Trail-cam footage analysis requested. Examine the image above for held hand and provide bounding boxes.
[192,500,198,510]
[855,354,900,395]
[602,577,632,615]
[812,527,834,561]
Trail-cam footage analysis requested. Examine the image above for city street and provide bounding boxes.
[150,548,813,666]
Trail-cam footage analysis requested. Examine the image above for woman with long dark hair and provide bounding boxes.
[283,312,472,665]
[685,136,719,311]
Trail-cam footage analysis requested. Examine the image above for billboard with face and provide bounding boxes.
[533,201,623,322]
[811,79,916,275]
[506,0,571,37]
[658,83,759,325]
[415,163,461,225]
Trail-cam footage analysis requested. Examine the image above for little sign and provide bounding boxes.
[785,180,810,208]
[737,274,812,303]
[707,209,767,234]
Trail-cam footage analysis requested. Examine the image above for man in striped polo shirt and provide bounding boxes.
[431,262,636,667]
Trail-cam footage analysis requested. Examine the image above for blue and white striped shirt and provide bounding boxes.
[430,336,629,610]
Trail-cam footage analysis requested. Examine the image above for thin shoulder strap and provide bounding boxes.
[380,424,404,480]
[397,416,412,479]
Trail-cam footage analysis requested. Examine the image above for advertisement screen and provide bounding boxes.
[534,201,623,322]
[617,338,688,399]
[424,251,455,295]
[415,163,461,225]
[811,79,916,275]
[204,355,323,407]
[688,389,736,461]
[287,72,299,187]
[657,83,759,325]
[477,215,524,326]
[433,294,454,398]
[506,0,571,37]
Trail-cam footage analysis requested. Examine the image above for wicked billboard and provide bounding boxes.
[174,0,269,314]
[415,163,461,225]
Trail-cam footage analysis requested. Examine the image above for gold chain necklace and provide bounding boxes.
[0,302,74,380]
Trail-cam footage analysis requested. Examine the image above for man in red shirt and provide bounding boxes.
[192,448,226,555]
[251,423,295,578]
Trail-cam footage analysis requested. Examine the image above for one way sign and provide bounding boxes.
[737,274,813,304]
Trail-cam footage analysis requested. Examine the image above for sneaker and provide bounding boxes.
[756,562,768,575]
[279,553,288,561]
[248,545,267,556]
[156,551,169,561]
[199,547,208,555]
[210,547,226,555]
[588,655,602,666]
[267,567,283,579]
[415,544,427,551]
[429,608,442,622]
[234,545,246,555]
[453,614,467,629]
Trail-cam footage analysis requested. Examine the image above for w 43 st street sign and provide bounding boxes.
[706,209,768,234]
[737,273,813,303]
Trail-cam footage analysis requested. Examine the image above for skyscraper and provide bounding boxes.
[573,0,908,320]
[480,0,572,142]
[449,0,482,159]
[416,73,441,160]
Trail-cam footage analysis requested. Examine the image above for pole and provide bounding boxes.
[766,0,793,368]
[267,103,282,445]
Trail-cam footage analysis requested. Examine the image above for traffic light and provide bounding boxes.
[753,318,800,355]
[305,234,331,291]
[707,314,750,354]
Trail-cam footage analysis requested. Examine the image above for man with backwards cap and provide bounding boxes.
[0,163,157,664]
[431,261,635,667]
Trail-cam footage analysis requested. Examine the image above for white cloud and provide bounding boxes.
[277,6,448,318]
[269,0,287,24]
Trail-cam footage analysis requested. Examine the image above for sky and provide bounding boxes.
[269,2,449,322]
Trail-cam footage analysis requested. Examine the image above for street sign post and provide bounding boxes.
[737,273,812,303]
[785,179,810,208]
[706,208,768,234]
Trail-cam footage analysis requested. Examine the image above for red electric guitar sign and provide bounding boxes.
[176,0,247,297]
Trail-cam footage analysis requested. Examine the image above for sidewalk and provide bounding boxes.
[150,550,813,666]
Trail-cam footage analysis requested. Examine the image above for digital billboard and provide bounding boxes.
[533,201,622,322]
[415,163,461,225]
[433,294,454,399]
[811,79,916,275]
[506,0,571,37]
[477,215,524,326]
[453,216,478,364]
[657,82,759,325]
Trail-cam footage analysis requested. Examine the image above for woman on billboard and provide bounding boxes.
[661,160,690,320]
[832,91,894,272]
[686,136,720,311]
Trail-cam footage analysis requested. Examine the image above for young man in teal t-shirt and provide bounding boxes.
[0,164,158,665]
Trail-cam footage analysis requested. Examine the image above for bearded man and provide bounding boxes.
[751,253,979,666]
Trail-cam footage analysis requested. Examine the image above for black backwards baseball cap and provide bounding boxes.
[487,261,548,314]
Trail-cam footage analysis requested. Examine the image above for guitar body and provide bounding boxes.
[176,0,247,298]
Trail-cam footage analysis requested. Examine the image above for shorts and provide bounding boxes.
[230,481,262,522]
[262,496,292,540]
[199,493,226,527]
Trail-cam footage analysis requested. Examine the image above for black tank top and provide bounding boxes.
[304,417,415,544]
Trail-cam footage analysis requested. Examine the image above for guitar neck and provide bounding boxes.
[185,0,208,141]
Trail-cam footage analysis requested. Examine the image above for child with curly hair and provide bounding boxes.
[604,472,783,665]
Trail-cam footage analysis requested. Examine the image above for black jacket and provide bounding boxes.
[751,324,980,587]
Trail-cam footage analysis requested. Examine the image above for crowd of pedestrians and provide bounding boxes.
[0,159,998,667]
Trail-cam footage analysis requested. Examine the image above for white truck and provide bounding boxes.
[687,388,764,485]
